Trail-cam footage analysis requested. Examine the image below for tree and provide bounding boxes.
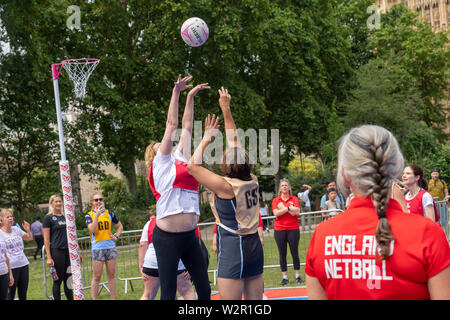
[0,4,62,219]
[369,4,450,140]
[340,55,438,161]
[1,0,357,198]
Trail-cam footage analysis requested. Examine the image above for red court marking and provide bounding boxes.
[211,287,308,300]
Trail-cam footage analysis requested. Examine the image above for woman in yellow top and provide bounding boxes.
[85,193,123,300]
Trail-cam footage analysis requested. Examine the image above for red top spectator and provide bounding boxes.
[272,193,300,230]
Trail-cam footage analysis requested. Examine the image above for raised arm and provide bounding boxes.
[187,114,234,199]
[160,75,193,156]
[177,83,210,160]
[218,87,241,149]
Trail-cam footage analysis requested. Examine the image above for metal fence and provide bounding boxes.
[40,202,449,299]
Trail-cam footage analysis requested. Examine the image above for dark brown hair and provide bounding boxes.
[220,147,253,180]
[406,164,428,190]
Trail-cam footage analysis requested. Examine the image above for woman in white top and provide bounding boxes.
[0,208,33,300]
[138,210,195,300]
[144,74,211,300]
[0,214,14,300]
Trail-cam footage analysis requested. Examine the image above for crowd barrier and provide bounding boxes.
[40,202,448,299]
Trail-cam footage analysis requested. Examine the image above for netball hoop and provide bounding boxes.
[51,58,100,300]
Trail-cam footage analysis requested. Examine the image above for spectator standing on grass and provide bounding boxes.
[85,193,123,300]
[272,179,303,286]
[30,217,43,260]
[43,195,83,300]
[0,214,14,300]
[297,184,312,213]
[0,208,33,300]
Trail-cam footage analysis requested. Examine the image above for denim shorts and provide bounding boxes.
[91,248,118,261]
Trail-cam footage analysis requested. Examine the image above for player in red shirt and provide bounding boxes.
[402,164,440,224]
[305,125,450,300]
[272,179,302,286]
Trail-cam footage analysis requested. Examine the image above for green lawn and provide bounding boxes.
[23,228,314,300]
[23,216,450,300]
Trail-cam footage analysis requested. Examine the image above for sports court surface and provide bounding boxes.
[211,287,308,300]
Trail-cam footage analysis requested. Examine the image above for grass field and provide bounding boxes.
[21,216,450,300]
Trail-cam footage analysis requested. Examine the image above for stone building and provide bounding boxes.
[377,0,450,31]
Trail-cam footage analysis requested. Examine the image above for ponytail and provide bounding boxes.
[369,144,395,261]
[407,164,428,190]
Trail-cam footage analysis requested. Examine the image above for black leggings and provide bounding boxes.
[274,229,300,272]
[0,273,9,300]
[51,248,73,300]
[34,236,44,259]
[9,265,29,300]
[153,225,211,300]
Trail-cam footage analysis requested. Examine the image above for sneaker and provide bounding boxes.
[280,278,289,286]
[296,277,304,284]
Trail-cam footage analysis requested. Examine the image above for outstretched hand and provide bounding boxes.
[188,83,211,97]
[174,74,193,92]
[203,114,220,142]
[218,87,231,110]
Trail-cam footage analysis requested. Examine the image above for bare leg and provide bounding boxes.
[105,259,117,300]
[218,278,244,300]
[243,274,264,300]
[91,259,104,300]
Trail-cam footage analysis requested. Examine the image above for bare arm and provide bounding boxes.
[138,240,149,280]
[272,207,289,217]
[288,206,301,216]
[306,275,328,300]
[177,83,210,159]
[87,212,101,234]
[218,87,241,148]
[5,254,13,287]
[424,205,436,222]
[428,266,450,300]
[21,221,33,241]
[138,241,148,271]
[187,114,234,199]
[160,75,193,156]
[111,221,123,240]
[43,227,53,266]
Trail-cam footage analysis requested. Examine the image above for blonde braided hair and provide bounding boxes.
[337,125,404,260]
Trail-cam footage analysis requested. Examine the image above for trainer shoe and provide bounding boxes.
[280,278,289,286]
[296,277,304,284]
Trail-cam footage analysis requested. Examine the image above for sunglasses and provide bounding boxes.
[93,198,104,202]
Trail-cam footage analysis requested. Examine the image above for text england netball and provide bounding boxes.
[323,235,394,281]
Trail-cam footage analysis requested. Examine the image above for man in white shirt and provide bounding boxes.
[298,184,312,231]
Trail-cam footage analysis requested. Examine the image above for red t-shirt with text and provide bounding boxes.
[305,196,450,300]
